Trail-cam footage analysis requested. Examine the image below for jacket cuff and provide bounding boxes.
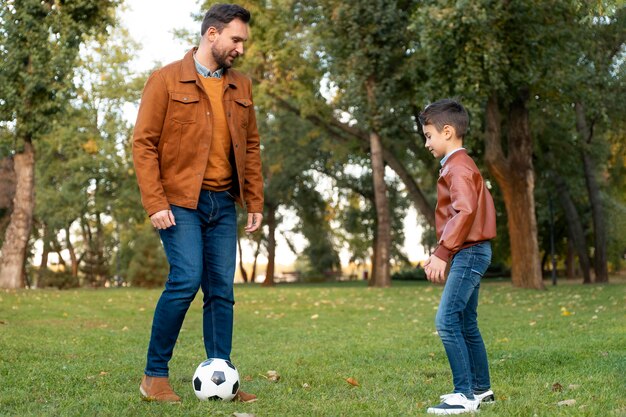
[433,245,452,262]
[145,202,171,217]
[246,203,264,214]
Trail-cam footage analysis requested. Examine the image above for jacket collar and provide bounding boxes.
[180,47,238,90]
[440,147,466,167]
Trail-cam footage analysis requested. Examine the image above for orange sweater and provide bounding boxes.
[199,76,232,191]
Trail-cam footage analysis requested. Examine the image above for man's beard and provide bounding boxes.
[212,45,237,69]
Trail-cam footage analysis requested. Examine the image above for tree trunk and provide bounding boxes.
[381,148,435,227]
[575,102,608,283]
[95,212,106,287]
[484,94,543,289]
[237,235,248,283]
[0,142,35,289]
[566,239,576,279]
[65,226,79,278]
[263,205,276,286]
[38,223,51,287]
[251,240,260,283]
[51,238,68,270]
[552,172,591,283]
[369,131,392,288]
[368,232,378,287]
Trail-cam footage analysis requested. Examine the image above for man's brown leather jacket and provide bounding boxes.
[133,48,263,216]
[433,150,496,262]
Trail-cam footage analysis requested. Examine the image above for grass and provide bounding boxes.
[0,279,625,417]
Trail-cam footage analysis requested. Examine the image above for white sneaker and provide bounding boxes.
[427,393,480,415]
[474,389,495,404]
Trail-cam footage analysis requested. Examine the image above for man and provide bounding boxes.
[132,4,263,403]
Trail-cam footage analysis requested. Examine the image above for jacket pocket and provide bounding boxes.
[234,98,251,128]
[168,93,199,124]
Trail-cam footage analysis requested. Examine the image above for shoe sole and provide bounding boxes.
[476,392,495,404]
[139,385,181,403]
[427,408,479,415]
[479,394,495,403]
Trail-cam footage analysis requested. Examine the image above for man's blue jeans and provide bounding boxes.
[145,190,237,377]
[435,241,492,398]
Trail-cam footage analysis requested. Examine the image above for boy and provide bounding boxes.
[419,99,497,415]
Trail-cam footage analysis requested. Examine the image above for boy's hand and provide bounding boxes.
[424,255,447,284]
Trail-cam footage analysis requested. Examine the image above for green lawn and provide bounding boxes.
[1,280,625,417]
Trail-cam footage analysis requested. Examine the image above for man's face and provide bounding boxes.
[422,124,449,159]
[210,18,249,69]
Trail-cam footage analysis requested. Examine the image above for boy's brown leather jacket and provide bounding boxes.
[434,150,496,261]
[132,48,263,216]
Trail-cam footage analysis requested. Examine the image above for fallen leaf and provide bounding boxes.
[302,383,310,389]
[552,382,563,392]
[264,370,280,382]
[243,375,253,382]
[99,371,108,376]
[345,377,360,387]
[558,399,576,406]
[233,413,256,417]
[310,314,319,320]
[568,384,580,390]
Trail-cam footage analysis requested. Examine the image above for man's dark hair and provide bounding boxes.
[418,98,469,139]
[201,4,251,36]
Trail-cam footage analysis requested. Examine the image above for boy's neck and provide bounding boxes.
[443,141,464,158]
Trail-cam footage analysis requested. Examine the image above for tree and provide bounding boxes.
[568,7,624,282]
[0,0,120,288]
[306,0,421,287]
[126,220,168,288]
[234,0,436,286]
[412,0,614,288]
[34,24,144,287]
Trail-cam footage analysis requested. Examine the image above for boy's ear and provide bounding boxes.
[442,124,453,140]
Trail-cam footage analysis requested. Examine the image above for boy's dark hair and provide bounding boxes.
[201,4,251,36]
[418,99,469,139]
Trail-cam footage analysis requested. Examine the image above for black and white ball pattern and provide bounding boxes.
[192,358,240,401]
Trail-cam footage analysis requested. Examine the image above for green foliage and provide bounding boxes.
[33,22,147,286]
[36,269,79,290]
[0,0,120,148]
[126,220,168,288]
[391,266,426,281]
[1,281,625,415]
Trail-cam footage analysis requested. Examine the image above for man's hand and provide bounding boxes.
[150,209,176,230]
[244,212,263,233]
[424,254,447,284]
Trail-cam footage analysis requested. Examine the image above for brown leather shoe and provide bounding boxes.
[140,375,181,402]
[234,390,258,403]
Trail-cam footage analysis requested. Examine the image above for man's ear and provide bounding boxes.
[205,27,218,42]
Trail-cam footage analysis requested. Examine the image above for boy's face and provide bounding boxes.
[422,124,451,159]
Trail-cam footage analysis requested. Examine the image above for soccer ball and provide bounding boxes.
[192,358,240,401]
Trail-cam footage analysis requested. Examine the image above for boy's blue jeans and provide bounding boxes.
[145,190,237,377]
[435,241,492,398]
